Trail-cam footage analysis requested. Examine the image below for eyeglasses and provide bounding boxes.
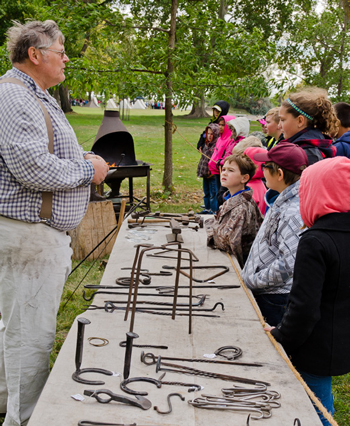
[261,164,274,171]
[41,48,66,59]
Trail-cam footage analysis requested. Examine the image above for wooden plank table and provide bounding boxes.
[28,219,322,426]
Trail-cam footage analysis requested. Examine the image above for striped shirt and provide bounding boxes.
[0,67,95,231]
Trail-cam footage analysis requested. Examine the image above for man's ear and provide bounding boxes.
[27,47,40,65]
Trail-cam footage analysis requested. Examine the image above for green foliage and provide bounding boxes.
[276,0,350,101]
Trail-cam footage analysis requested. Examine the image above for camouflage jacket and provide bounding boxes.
[205,188,263,268]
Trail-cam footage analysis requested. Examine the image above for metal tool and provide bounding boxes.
[120,374,202,396]
[119,341,168,350]
[162,265,229,283]
[154,392,185,414]
[86,304,220,318]
[214,345,243,360]
[123,332,139,379]
[188,397,271,419]
[72,318,113,385]
[78,422,137,426]
[83,389,152,410]
[104,294,207,307]
[145,248,199,262]
[166,218,184,243]
[155,356,270,386]
[140,351,263,368]
[83,290,205,302]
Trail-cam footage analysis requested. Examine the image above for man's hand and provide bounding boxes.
[90,157,109,184]
[84,153,105,161]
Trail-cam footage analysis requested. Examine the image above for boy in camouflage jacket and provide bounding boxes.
[205,154,263,268]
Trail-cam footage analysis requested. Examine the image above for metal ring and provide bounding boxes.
[88,337,109,347]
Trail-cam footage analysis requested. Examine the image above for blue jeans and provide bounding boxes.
[202,177,218,213]
[298,371,334,426]
[254,293,289,326]
[215,174,221,191]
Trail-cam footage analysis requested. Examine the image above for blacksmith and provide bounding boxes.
[0,20,109,426]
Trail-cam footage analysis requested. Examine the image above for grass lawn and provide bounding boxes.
[67,106,261,212]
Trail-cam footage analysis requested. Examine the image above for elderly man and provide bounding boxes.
[0,20,109,426]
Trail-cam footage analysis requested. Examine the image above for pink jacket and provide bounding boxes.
[299,156,350,228]
[244,147,267,215]
[208,115,235,175]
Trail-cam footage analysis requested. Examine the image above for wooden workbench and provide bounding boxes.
[28,219,322,426]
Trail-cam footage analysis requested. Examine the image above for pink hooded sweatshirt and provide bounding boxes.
[299,156,350,228]
[244,147,267,215]
[208,115,235,175]
[223,117,251,160]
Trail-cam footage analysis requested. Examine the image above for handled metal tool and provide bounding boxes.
[83,389,151,410]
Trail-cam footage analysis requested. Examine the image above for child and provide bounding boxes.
[243,147,267,215]
[223,117,250,157]
[279,88,339,164]
[231,135,262,155]
[215,117,251,208]
[205,154,263,268]
[267,157,350,426]
[197,124,220,214]
[242,142,309,326]
[197,101,230,151]
[333,102,350,158]
[265,107,282,150]
[208,115,236,191]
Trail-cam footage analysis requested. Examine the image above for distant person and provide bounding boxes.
[242,142,308,326]
[197,124,220,214]
[205,154,263,268]
[267,157,350,426]
[216,117,251,208]
[333,102,350,158]
[257,116,268,135]
[197,101,230,151]
[208,114,236,191]
[279,88,339,165]
[243,147,267,215]
[265,107,283,150]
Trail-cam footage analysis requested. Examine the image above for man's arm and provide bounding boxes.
[0,90,107,190]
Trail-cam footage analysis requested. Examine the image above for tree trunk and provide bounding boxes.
[187,92,210,118]
[162,0,178,192]
[341,0,350,22]
[59,85,73,113]
[51,87,61,106]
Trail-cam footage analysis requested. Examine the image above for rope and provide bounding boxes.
[61,199,127,310]
[165,119,212,162]
[226,252,339,426]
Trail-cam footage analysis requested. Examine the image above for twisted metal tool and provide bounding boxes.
[155,357,270,386]
[141,351,262,368]
[154,392,185,414]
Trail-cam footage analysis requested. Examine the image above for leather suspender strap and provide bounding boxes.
[0,77,54,219]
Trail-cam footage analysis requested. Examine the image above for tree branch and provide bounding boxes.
[67,66,164,74]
